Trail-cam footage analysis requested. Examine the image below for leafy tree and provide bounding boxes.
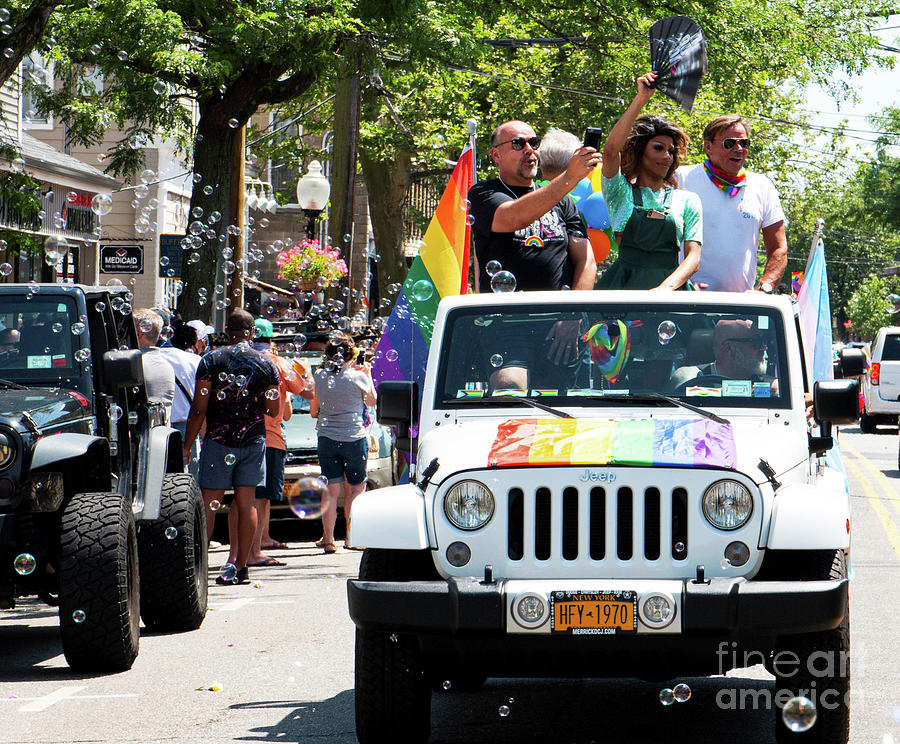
[845,274,900,341]
[0,0,63,88]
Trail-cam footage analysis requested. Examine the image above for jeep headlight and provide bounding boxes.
[702,480,753,530]
[444,480,494,530]
[0,431,15,470]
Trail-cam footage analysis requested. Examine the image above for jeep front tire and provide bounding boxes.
[58,491,140,671]
[354,549,433,744]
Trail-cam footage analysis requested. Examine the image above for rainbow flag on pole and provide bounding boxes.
[372,143,474,395]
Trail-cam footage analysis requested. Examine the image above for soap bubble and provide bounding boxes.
[888,294,900,314]
[117,50,129,61]
[441,680,452,691]
[485,260,502,277]
[72,610,86,623]
[224,453,236,466]
[75,348,90,362]
[13,553,36,576]
[386,349,399,362]
[0,263,11,276]
[140,168,156,184]
[673,683,691,702]
[164,526,178,540]
[51,322,63,333]
[490,354,504,368]
[657,320,677,345]
[91,193,113,216]
[265,388,279,400]
[412,280,434,302]
[782,696,817,732]
[498,705,510,717]
[228,118,239,129]
[490,271,516,293]
[287,476,327,519]
[108,403,123,421]
[71,322,86,335]
[659,688,676,706]
[209,500,221,511]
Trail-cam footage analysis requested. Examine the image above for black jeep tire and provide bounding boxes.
[355,549,434,744]
[774,550,850,744]
[858,411,876,434]
[58,491,140,671]
[138,473,208,632]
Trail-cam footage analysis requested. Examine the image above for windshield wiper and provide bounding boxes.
[442,396,573,419]
[0,378,26,390]
[580,393,729,425]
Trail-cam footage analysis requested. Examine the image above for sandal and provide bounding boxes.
[314,537,326,548]
[322,543,337,554]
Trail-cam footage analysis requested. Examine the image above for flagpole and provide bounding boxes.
[467,118,478,292]
[806,217,825,269]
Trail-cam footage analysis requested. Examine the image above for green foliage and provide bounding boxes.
[845,274,900,341]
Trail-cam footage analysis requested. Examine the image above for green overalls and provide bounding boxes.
[595,184,686,290]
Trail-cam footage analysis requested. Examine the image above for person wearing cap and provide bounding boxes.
[237,317,314,565]
[186,320,215,355]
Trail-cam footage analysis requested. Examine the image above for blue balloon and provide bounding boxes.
[569,177,593,204]
[579,192,611,230]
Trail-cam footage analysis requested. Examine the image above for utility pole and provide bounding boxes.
[227,125,246,314]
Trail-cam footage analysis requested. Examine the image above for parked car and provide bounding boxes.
[860,328,900,433]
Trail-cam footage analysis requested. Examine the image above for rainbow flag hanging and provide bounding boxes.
[487,417,736,470]
[372,143,475,454]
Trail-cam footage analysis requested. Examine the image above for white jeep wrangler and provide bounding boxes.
[348,291,862,744]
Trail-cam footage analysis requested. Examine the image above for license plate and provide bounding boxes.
[549,590,637,634]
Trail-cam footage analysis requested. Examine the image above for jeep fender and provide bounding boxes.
[32,433,111,495]
[135,426,183,522]
[350,484,433,549]
[766,482,850,550]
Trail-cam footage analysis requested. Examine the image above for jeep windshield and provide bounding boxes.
[0,294,85,385]
[434,303,790,410]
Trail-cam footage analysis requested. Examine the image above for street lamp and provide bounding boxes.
[295,160,330,241]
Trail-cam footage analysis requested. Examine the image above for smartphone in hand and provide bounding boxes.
[583,127,603,150]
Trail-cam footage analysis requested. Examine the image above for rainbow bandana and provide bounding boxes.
[583,320,641,383]
[487,418,736,470]
[703,158,746,197]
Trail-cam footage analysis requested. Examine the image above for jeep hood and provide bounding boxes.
[0,389,91,432]
[416,416,807,485]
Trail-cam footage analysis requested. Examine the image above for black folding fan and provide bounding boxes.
[648,16,708,112]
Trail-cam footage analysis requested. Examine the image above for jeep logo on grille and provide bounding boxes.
[579,469,617,482]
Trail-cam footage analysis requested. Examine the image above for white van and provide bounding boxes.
[860,326,900,433]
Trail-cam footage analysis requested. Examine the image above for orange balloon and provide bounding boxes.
[587,228,611,263]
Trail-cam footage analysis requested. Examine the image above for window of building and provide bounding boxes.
[22,53,53,128]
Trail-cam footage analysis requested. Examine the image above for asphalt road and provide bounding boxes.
[2,428,899,744]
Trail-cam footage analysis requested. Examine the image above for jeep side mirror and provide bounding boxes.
[836,348,866,378]
[813,379,860,425]
[377,381,419,453]
[102,349,145,389]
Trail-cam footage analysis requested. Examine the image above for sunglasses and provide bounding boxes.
[649,142,676,156]
[722,137,751,150]
[493,136,541,151]
[725,337,766,348]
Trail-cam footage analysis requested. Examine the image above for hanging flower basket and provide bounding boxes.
[276,238,347,290]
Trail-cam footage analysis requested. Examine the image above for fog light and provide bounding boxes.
[724,541,750,567]
[446,541,471,567]
[513,593,547,628]
[639,593,676,629]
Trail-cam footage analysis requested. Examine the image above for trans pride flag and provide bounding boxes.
[796,235,833,384]
[372,143,475,411]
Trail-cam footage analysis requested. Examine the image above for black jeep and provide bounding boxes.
[0,283,207,671]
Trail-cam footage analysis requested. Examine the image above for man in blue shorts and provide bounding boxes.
[183,309,280,585]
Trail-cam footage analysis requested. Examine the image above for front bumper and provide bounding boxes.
[347,575,848,636]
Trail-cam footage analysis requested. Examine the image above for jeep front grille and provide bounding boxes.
[506,485,690,563]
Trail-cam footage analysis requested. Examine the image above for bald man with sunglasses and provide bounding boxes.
[676,115,787,294]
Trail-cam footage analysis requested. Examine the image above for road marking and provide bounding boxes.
[19,686,85,711]
[842,448,900,561]
[216,598,295,612]
[841,441,900,521]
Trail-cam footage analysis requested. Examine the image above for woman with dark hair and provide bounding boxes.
[595,72,702,290]
[310,333,376,553]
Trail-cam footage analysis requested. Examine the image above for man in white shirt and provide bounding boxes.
[676,115,787,293]
[187,319,215,355]
[133,308,175,420]
[158,323,202,476]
